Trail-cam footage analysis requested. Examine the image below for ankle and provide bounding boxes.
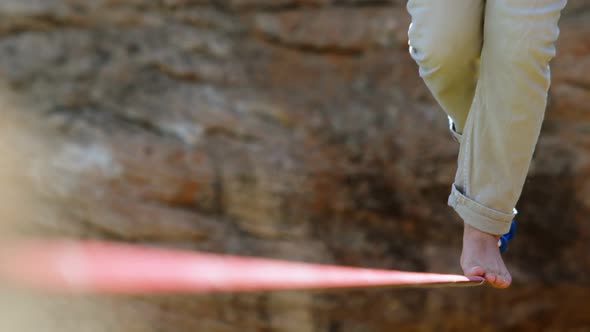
[464,223,500,240]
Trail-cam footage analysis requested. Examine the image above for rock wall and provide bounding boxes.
[0,1,589,331]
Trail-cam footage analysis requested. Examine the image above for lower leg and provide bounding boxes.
[407,0,483,132]
[453,0,566,288]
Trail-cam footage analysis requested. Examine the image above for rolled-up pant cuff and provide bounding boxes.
[448,185,516,235]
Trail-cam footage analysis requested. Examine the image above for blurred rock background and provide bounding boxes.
[0,0,589,331]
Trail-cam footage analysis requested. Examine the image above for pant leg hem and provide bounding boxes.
[448,184,516,235]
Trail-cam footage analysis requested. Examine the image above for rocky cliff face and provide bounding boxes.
[0,1,589,331]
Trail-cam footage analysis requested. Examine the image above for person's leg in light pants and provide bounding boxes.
[407,0,567,288]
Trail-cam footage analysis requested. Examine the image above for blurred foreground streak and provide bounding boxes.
[0,1,589,331]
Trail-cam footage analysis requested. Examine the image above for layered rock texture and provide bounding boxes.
[0,1,589,331]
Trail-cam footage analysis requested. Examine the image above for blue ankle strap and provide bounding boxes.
[498,220,516,253]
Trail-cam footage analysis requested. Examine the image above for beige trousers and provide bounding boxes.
[407,0,567,235]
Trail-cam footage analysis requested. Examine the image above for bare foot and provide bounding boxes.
[461,223,512,288]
